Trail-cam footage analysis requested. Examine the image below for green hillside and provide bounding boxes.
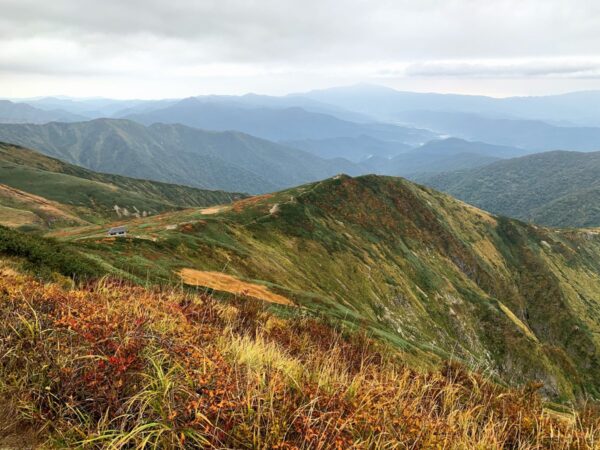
[422,150,600,227]
[0,119,363,193]
[0,142,243,229]
[57,174,600,402]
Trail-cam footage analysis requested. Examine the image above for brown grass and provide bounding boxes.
[0,184,85,226]
[0,263,599,448]
[0,205,40,228]
[179,268,294,305]
[200,205,229,215]
[231,193,273,212]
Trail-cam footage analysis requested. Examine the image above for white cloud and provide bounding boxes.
[405,59,600,79]
[2,0,600,97]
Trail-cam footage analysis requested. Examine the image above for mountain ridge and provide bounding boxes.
[0,99,86,124]
[56,174,600,401]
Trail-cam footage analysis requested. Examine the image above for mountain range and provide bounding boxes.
[9,84,600,156]
[394,110,600,151]
[1,85,599,229]
[22,84,600,126]
[1,118,598,227]
[0,119,363,193]
[299,83,600,126]
[297,85,600,151]
[123,97,435,144]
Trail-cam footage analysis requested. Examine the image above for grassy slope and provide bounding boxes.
[1,263,599,448]
[59,175,600,402]
[0,143,244,229]
[0,182,90,229]
[422,150,600,227]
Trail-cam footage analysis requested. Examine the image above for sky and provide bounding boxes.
[2,0,600,99]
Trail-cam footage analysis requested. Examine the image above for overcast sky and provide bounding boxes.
[2,0,600,99]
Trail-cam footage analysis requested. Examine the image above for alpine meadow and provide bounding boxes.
[2,1,600,448]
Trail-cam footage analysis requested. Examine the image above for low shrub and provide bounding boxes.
[0,225,103,280]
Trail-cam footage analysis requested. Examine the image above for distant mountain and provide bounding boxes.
[0,142,243,229]
[422,150,600,227]
[411,137,528,159]
[19,86,600,127]
[21,97,159,119]
[24,94,371,123]
[124,97,435,144]
[299,83,600,126]
[0,100,85,124]
[282,135,413,162]
[364,138,524,177]
[0,119,364,194]
[394,110,600,152]
[485,90,600,127]
[178,93,375,123]
[297,84,474,121]
[298,85,600,151]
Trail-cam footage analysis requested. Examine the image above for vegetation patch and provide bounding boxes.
[0,225,103,280]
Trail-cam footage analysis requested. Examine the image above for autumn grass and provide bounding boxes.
[0,265,599,448]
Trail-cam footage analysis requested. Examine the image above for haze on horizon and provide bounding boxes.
[2,0,600,99]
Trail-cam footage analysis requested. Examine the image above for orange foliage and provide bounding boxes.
[232,194,273,212]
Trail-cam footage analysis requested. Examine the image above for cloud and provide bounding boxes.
[2,0,600,96]
[404,59,600,79]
